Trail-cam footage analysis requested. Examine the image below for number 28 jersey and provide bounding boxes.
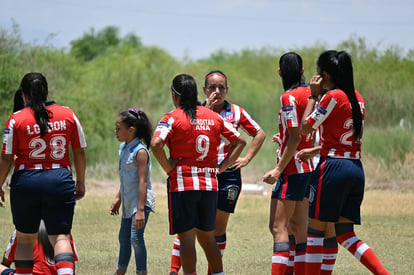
[153,106,240,192]
[305,89,365,159]
[2,102,87,171]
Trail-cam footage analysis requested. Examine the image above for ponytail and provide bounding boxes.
[279,52,304,91]
[336,52,362,139]
[20,73,51,137]
[13,89,25,112]
[38,220,54,260]
[120,108,153,149]
[317,51,362,139]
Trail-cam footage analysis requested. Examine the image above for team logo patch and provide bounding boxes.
[158,122,170,127]
[4,128,10,134]
[226,186,239,201]
[282,106,294,112]
[309,185,316,204]
[316,105,327,115]
[223,111,234,120]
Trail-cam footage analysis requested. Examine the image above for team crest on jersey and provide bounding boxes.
[158,122,170,127]
[225,185,240,201]
[282,106,293,112]
[3,129,10,144]
[309,185,316,204]
[282,105,294,119]
[316,105,327,115]
[223,111,234,121]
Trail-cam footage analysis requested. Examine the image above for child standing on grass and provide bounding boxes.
[109,108,155,275]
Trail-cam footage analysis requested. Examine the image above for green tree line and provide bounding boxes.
[1,25,413,186]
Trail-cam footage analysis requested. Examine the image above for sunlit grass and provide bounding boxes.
[1,186,412,274]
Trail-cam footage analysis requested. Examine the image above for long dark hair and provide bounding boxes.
[317,50,362,139]
[279,52,304,91]
[119,108,153,148]
[13,88,25,112]
[20,72,51,137]
[171,74,198,120]
[38,220,54,260]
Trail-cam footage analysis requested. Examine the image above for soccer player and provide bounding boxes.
[1,220,78,275]
[151,73,246,275]
[301,50,389,275]
[262,52,316,274]
[168,70,266,275]
[0,72,86,275]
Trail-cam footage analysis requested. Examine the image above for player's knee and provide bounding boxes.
[269,223,285,237]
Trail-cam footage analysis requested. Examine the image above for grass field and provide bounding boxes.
[1,183,413,274]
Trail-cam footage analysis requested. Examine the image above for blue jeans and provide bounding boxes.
[117,206,151,274]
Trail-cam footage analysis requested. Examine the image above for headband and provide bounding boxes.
[204,72,227,81]
[171,84,182,96]
[128,108,141,118]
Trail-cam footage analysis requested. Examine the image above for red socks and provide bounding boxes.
[294,242,306,275]
[272,242,290,275]
[285,235,295,275]
[55,253,75,275]
[170,235,182,274]
[15,260,34,275]
[305,229,325,275]
[320,237,338,275]
[215,234,227,257]
[336,231,389,275]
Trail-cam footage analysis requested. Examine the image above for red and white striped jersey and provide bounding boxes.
[153,106,240,192]
[278,86,316,174]
[2,102,87,171]
[214,101,261,163]
[305,89,365,159]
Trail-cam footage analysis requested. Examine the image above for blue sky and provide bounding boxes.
[2,0,413,60]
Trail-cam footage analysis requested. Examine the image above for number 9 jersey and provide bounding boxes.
[2,102,87,171]
[153,106,240,192]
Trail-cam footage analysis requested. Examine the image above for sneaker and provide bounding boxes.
[169,272,178,275]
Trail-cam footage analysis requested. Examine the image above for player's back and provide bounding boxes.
[319,89,365,158]
[3,103,86,171]
[168,106,224,168]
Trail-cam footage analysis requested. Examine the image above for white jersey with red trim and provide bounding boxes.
[2,102,87,171]
[278,86,316,174]
[305,89,364,159]
[153,106,240,192]
[215,101,261,163]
